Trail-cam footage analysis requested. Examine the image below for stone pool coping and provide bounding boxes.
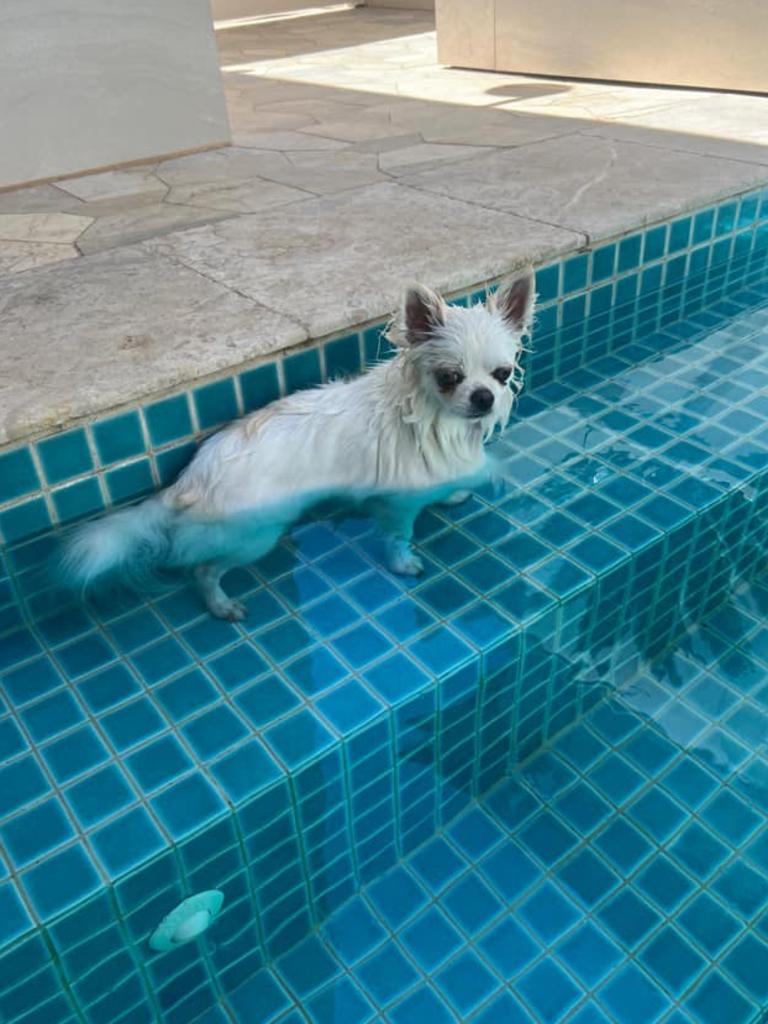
[3,169,768,450]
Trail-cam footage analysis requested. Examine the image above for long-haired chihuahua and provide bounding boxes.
[63,267,535,619]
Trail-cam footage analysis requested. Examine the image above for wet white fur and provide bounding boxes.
[63,269,535,619]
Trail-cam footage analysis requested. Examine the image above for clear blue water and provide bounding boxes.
[197,575,768,1024]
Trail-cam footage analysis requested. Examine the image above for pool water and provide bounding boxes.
[200,575,768,1024]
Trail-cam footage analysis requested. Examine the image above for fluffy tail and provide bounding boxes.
[60,497,173,590]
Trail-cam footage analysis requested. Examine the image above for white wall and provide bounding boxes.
[211,0,432,17]
[0,0,230,190]
[437,0,768,93]
[211,0,349,20]
[364,0,434,9]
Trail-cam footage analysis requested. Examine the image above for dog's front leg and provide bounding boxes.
[387,535,424,576]
[371,499,424,577]
[440,490,472,507]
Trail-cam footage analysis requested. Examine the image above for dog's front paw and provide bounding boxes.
[391,551,424,576]
[442,489,472,507]
[387,539,424,577]
[209,597,248,622]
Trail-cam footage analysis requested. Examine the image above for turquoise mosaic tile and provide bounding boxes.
[156,440,197,486]
[284,348,322,394]
[325,333,362,379]
[145,394,195,449]
[194,378,239,430]
[0,496,50,543]
[92,411,145,466]
[51,477,104,524]
[240,363,280,414]
[106,459,154,504]
[36,429,92,485]
[0,449,39,504]
[362,324,395,365]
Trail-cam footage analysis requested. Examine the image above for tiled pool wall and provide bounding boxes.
[1,186,768,1024]
[7,492,768,1024]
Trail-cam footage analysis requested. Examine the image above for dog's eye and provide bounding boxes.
[436,369,464,391]
[492,366,512,384]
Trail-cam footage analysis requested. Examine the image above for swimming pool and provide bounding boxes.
[1,185,767,1023]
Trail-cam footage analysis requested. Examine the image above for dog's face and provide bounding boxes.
[402,268,535,427]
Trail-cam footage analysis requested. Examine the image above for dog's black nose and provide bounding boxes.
[470,387,494,414]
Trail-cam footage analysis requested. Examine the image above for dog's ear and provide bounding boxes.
[404,285,445,344]
[490,266,536,334]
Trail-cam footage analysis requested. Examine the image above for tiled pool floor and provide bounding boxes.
[207,574,768,1024]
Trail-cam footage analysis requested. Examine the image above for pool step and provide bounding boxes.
[199,571,768,1023]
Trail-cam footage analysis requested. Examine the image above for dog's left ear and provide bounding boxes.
[490,266,536,334]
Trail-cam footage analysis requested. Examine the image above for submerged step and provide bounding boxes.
[200,572,768,1023]
[0,188,767,1024]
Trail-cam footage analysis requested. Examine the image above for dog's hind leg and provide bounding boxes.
[194,563,247,621]
[370,498,424,577]
[188,512,292,620]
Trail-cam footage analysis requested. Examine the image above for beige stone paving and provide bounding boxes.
[399,135,768,239]
[1,5,767,444]
[54,169,169,204]
[0,213,93,244]
[144,181,580,340]
[0,247,306,445]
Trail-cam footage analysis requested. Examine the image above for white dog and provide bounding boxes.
[63,268,535,620]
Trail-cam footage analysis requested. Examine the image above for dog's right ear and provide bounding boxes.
[489,266,536,335]
[404,285,445,345]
